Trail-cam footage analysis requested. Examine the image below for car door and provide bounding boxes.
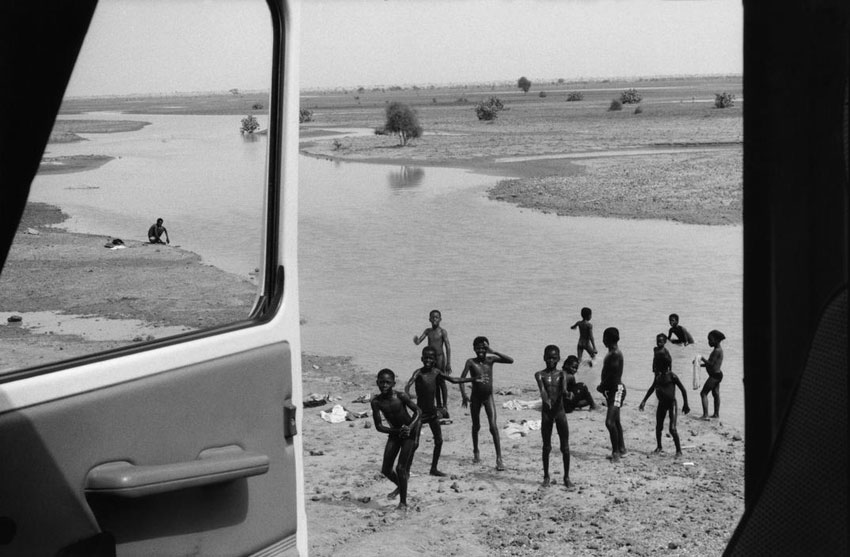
[0,1,305,556]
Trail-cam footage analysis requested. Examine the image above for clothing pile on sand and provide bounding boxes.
[502,399,543,411]
[503,419,542,439]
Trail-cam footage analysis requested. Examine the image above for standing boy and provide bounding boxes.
[404,347,479,477]
[534,345,573,487]
[570,307,597,365]
[597,327,627,461]
[639,334,691,456]
[371,368,422,510]
[459,336,513,471]
[413,309,452,412]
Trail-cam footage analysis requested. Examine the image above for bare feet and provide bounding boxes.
[387,488,399,500]
[496,457,505,471]
[619,449,628,457]
[653,447,663,453]
[473,451,481,464]
[430,469,447,477]
[675,451,683,458]
[396,502,408,512]
[542,476,551,487]
[607,452,621,462]
[564,478,574,488]
[700,415,711,421]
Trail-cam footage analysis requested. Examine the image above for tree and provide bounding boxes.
[384,102,422,146]
[619,88,642,104]
[240,114,259,134]
[714,92,735,108]
[517,76,531,93]
[475,96,504,121]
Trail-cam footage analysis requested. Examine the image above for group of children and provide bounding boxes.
[369,308,726,509]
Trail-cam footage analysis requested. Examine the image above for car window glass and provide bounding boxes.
[0,0,273,375]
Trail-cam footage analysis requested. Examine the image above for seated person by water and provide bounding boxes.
[667,313,694,345]
[562,355,597,411]
[147,218,170,244]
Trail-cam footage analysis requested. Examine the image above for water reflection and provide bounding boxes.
[388,165,425,189]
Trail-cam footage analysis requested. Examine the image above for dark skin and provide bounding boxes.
[699,333,725,419]
[534,347,573,487]
[598,337,626,461]
[563,358,597,411]
[640,340,691,456]
[459,341,513,471]
[413,311,452,407]
[570,316,597,362]
[371,372,421,510]
[404,348,478,477]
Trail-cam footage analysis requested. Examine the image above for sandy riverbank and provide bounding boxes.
[301,353,743,557]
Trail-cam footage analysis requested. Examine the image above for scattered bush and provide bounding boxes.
[557,78,565,84]
[475,96,505,121]
[299,108,313,123]
[538,91,547,98]
[456,97,469,104]
[608,99,623,112]
[384,102,422,146]
[374,127,388,136]
[517,76,532,93]
[332,139,345,151]
[566,91,584,102]
[620,88,642,104]
[714,92,735,108]
[252,103,263,110]
[634,106,643,114]
[240,114,259,134]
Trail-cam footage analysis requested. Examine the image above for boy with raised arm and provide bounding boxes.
[404,346,479,477]
[597,327,627,461]
[413,309,452,412]
[570,307,597,365]
[371,368,421,510]
[639,334,691,456]
[459,336,513,471]
[534,345,573,487]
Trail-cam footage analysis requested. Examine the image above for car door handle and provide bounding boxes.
[84,445,269,498]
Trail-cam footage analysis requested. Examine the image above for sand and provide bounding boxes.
[302,354,743,557]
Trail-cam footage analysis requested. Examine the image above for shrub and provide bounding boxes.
[475,96,505,121]
[252,103,263,110]
[566,91,584,102]
[620,88,642,104]
[538,91,547,98]
[608,99,623,112]
[384,102,422,146]
[240,114,259,134]
[374,127,388,136]
[714,92,735,108]
[299,108,313,123]
[634,106,643,114]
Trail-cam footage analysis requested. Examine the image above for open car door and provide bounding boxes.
[0,1,306,555]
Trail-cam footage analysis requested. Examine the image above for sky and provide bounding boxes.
[66,0,742,96]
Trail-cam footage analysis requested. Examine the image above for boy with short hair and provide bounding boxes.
[639,334,691,456]
[667,313,694,346]
[459,336,513,471]
[570,307,597,365]
[413,309,452,411]
[371,368,421,510]
[597,327,627,461]
[534,345,573,487]
[404,346,479,477]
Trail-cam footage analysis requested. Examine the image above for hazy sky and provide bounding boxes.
[66,0,742,96]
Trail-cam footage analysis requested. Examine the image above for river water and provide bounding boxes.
[29,114,744,428]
